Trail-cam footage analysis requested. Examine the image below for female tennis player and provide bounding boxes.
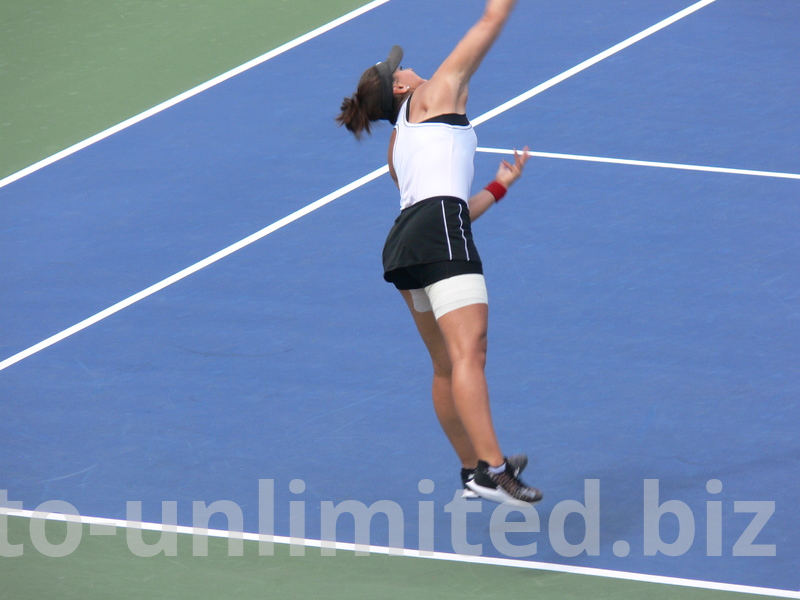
[337,0,541,506]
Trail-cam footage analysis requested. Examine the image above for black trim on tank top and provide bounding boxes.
[422,113,469,126]
[405,97,469,126]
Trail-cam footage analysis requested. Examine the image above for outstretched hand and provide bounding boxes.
[494,146,530,189]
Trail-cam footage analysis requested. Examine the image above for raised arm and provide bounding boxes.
[438,0,519,85]
[413,0,518,117]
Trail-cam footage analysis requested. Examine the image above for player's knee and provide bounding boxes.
[450,345,486,371]
[432,359,452,378]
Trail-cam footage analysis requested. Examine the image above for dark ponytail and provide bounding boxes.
[337,66,403,139]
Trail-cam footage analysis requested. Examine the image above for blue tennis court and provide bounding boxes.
[1,1,798,597]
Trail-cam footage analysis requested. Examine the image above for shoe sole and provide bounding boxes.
[462,488,479,499]
[465,480,543,507]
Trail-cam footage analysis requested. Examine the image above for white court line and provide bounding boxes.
[0,167,388,372]
[0,0,718,371]
[2,507,798,599]
[0,0,393,191]
[471,0,718,126]
[5,3,795,592]
[478,147,800,180]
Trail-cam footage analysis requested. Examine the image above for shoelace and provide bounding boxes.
[492,470,539,501]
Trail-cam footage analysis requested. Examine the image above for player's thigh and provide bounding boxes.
[435,303,488,363]
[399,289,452,375]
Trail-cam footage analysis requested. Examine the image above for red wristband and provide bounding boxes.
[485,180,507,202]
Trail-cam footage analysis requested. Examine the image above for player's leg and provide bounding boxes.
[399,289,478,469]
[433,301,504,467]
[425,275,543,506]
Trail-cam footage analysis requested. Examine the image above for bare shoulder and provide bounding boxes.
[408,0,517,121]
[407,78,464,123]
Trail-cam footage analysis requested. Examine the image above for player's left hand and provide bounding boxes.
[494,146,530,189]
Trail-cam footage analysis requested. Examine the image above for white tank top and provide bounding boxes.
[392,97,478,210]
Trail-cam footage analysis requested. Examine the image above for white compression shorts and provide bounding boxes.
[409,274,488,320]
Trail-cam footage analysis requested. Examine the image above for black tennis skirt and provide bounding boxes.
[382,196,483,290]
